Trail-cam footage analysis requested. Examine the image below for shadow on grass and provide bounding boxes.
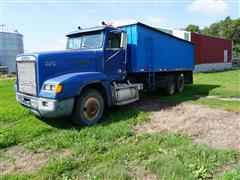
[138,84,219,102]
[37,106,142,130]
[129,84,220,113]
[38,84,219,129]
[157,84,220,103]
[37,116,76,129]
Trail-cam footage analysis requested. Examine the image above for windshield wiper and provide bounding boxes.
[82,45,88,48]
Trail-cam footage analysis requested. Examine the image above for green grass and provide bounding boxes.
[194,69,240,98]
[157,69,240,111]
[219,164,240,180]
[0,70,240,179]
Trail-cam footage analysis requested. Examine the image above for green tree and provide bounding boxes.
[233,44,240,58]
[201,17,240,43]
[231,18,240,44]
[185,24,200,33]
[201,23,220,37]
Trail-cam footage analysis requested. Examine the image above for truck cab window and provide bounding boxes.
[67,31,103,49]
[108,33,121,49]
[68,37,81,49]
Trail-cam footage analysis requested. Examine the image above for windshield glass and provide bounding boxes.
[67,31,104,49]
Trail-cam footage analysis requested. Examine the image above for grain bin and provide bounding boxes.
[0,25,24,73]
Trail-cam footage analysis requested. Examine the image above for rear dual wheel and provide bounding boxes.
[163,74,184,95]
[72,89,104,126]
[164,76,175,96]
[176,74,184,93]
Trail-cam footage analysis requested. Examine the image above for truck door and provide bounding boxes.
[104,31,127,81]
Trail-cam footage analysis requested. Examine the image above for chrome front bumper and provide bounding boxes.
[16,92,74,118]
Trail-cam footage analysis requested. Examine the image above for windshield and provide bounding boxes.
[66,31,104,50]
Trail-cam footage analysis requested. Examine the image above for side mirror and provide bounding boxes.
[120,32,127,49]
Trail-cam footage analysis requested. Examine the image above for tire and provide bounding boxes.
[72,89,104,126]
[176,75,184,93]
[163,76,175,96]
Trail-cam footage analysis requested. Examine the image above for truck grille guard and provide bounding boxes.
[16,56,37,96]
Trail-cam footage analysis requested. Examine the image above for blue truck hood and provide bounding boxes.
[29,49,103,94]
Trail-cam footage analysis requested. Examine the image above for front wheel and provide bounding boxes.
[72,89,104,126]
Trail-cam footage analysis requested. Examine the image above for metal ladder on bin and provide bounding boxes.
[148,71,155,91]
[145,37,155,91]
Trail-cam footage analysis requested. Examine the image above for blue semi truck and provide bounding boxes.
[15,22,194,126]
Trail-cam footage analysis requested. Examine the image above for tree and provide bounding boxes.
[201,17,240,43]
[185,24,200,33]
[233,44,240,58]
[201,23,220,37]
[231,18,240,44]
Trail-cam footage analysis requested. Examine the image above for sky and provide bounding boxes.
[1,0,239,52]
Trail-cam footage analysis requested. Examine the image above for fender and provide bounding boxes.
[39,72,111,102]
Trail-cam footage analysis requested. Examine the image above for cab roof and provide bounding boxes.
[66,25,122,36]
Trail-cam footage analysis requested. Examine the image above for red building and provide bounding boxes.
[191,33,232,72]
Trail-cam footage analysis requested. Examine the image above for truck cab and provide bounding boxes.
[15,24,141,126]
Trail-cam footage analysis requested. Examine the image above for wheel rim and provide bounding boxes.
[179,78,184,92]
[178,77,184,92]
[169,80,175,95]
[83,97,100,121]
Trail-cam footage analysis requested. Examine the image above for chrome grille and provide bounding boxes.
[17,60,37,95]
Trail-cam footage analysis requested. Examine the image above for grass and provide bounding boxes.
[0,69,240,179]
[194,69,240,98]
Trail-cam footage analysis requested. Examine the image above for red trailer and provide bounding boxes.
[191,33,232,72]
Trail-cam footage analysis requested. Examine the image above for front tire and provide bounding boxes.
[72,89,104,126]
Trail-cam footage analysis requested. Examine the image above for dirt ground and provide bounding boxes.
[132,99,240,151]
[0,146,48,174]
[129,166,158,180]
[0,146,70,175]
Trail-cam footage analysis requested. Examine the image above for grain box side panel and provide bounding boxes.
[137,25,171,71]
[169,37,194,69]
[137,25,194,71]
[120,23,194,73]
[120,25,138,72]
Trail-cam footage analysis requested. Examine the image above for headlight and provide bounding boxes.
[16,56,36,61]
[44,84,52,91]
[43,84,63,94]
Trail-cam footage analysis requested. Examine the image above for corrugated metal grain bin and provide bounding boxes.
[118,23,194,73]
[0,25,24,73]
[191,33,232,72]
